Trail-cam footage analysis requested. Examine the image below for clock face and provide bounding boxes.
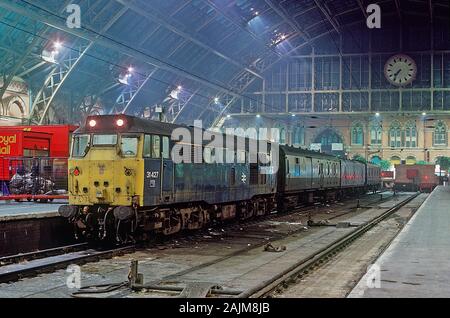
[384,54,417,86]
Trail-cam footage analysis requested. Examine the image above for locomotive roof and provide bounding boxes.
[280,145,340,161]
[76,115,373,166]
[76,115,262,147]
[76,115,185,135]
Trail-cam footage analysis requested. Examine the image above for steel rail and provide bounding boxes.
[0,245,135,284]
[0,243,88,266]
[238,192,420,298]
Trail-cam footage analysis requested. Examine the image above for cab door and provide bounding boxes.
[143,134,162,206]
[160,136,173,203]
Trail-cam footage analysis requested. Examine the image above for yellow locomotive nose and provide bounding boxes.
[69,145,141,207]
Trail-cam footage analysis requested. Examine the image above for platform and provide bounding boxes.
[0,200,65,221]
[349,186,450,298]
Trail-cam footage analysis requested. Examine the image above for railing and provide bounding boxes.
[0,157,68,201]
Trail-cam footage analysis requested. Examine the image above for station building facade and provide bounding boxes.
[222,113,450,167]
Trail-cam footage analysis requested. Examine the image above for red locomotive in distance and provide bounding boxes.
[0,125,77,200]
[393,164,439,193]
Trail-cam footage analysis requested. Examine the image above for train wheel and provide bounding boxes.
[115,219,133,244]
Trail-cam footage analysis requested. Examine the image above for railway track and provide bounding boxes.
[70,191,403,298]
[238,192,419,298]
[0,245,135,284]
[0,191,392,289]
[162,190,393,246]
[0,243,88,266]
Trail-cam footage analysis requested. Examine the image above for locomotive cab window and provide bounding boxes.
[121,136,139,157]
[93,134,117,146]
[72,134,90,157]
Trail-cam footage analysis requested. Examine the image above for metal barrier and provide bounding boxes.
[0,157,68,201]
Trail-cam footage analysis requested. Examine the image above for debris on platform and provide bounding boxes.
[264,243,286,253]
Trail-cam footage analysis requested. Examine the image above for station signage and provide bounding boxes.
[0,134,17,155]
[310,143,321,151]
[331,143,343,151]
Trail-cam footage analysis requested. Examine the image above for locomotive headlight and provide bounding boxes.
[116,119,124,127]
[89,119,97,127]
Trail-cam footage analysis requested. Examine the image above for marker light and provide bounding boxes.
[73,167,80,176]
[89,119,97,127]
[116,119,125,127]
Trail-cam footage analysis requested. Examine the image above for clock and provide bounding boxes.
[384,54,417,86]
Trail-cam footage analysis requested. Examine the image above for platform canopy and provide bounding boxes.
[0,0,449,127]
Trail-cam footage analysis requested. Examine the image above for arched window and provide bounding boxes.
[404,121,417,148]
[434,120,447,146]
[315,128,342,146]
[390,155,401,166]
[389,121,402,148]
[406,156,416,165]
[351,122,364,145]
[293,126,304,147]
[279,127,286,144]
[370,121,382,145]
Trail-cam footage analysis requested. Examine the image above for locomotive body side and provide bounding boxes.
[61,115,277,241]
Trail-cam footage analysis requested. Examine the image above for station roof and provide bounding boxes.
[0,0,448,126]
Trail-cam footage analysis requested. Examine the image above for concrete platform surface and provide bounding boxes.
[349,186,450,298]
[0,200,65,221]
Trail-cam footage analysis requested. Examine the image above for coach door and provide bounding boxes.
[319,162,324,188]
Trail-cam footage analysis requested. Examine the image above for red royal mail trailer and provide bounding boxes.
[0,129,53,181]
[0,125,77,200]
[3,125,78,157]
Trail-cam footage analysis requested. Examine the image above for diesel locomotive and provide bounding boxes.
[58,115,381,244]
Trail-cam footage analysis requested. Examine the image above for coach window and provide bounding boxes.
[152,135,161,158]
[162,136,170,159]
[204,147,212,163]
[121,136,139,157]
[237,150,246,164]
